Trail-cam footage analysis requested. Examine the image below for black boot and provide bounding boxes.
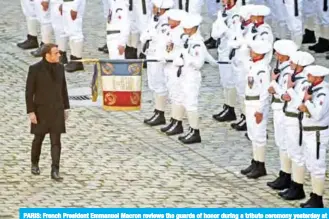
[302,29,316,44]
[246,161,267,179]
[17,34,39,50]
[205,37,217,49]
[179,128,201,144]
[267,171,291,190]
[31,163,40,175]
[231,114,247,131]
[279,181,305,200]
[178,127,192,141]
[144,110,166,126]
[166,120,184,136]
[215,105,236,122]
[59,51,68,65]
[309,37,329,53]
[301,193,324,208]
[212,104,228,120]
[65,55,84,72]
[51,168,63,182]
[160,118,174,132]
[98,43,107,52]
[30,42,44,57]
[144,109,158,123]
[241,159,256,175]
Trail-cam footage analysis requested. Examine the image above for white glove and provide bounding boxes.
[173,57,184,66]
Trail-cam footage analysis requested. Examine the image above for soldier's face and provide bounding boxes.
[46,47,60,63]
[184,27,197,36]
[307,74,315,83]
[275,52,289,63]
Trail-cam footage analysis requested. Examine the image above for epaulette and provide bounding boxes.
[316,93,326,98]
[260,31,269,36]
[313,87,323,93]
[282,72,290,78]
[257,70,265,75]
[192,44,201,49]
[301,80,308,84]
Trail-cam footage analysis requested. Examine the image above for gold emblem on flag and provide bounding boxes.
[130,92,140,105]
[128,64,141,76]
[104,92,117,105]
[102,63,115,75]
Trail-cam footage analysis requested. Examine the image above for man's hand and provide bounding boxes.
[268,86,276,94]
[41,1,49,11]
[59,4,63,15]
[271,72,280,81]
[298,104,309,114]
[71,10,78,20]
[29,112,38,124]
[282,93,291,102]
[118,45,125,55]
[64,110,69,121]
[254,112,263,124]
[304,89,312,101]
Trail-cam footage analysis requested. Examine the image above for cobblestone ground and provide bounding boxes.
[1,1,329,218]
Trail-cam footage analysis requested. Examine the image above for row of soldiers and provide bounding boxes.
[18,0,329,208]
[17,0,329,73]
[129,0,329,208]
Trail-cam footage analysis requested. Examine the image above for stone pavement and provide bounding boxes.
[1,1,329,218]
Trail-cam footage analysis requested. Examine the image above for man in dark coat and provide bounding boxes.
[25,43,70,182]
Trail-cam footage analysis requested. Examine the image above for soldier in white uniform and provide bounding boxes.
[204,0,222,49]
[298,65,329,208]
[61,0,86,72]
[50,0,68,64]
[141,0,174,126]
[267,40,298,190]
[229,5,274,133]
[30,0,52,57]
[240,40,272,179]
[278,51,315,201]
[160,9,188,136]
[226,4,254,131]
[126,0,152,59]
[308,0,329,53]
[106,0,130,59]
[211,0,241,123]
[172,13,206,144]
[17,0,39,50]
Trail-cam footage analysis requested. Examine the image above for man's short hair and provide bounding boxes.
[41,43,58,58]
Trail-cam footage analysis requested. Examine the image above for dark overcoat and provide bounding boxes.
[25,59,70,134]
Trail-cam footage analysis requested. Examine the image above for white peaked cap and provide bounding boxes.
[152,0,174,8]
[181,13,202,28]
[304,65,329,77]
[249,40,272,54]
[239,4,255,19]
[250,5,271,16]
[273,40,298,56]
[290,51,315,66]
[166,9,187,21]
